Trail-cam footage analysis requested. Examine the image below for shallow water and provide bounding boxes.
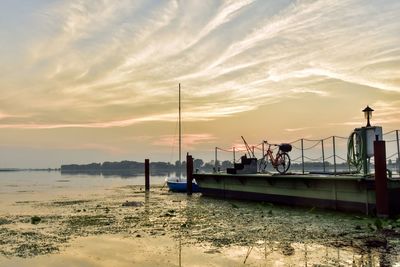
[1,171,400,266]
[0,171,164,211]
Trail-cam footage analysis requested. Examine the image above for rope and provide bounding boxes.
[254,142,263,148]
[336,155,348,162]
[291,144,303,150]
[216,147,234,153]
[334,135,348,140]
[347,131,363,172]
[304,156,323,161]
[303,138,322,142]
[285,130,398,145]
[386,152,398,159]
[302,141,322,150]
[291,156,302,162]
[383,130,398,135]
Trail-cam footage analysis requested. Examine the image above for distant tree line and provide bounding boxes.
[60,159,235,174]
[60,157,400,175]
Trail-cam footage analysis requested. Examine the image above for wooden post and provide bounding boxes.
[396,130,400,175]
[301,139,305,174]
[187,154,193,195]
[332,136,337,175]
[321,139,326,173]
[374,140,389,217]
[215,147,218,169]
[145,159,150,191]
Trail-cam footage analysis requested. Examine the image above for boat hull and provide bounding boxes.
[167,180,200,193]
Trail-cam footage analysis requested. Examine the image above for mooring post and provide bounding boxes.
[301,139,305,174]
[187,154,193,195]
[215,147,218,169]
[233,147,236,163]
[374,140,389,217]
[332,136,337,175]
[396,130,400,175]
[145,159,150,191]
[321,139,326,173]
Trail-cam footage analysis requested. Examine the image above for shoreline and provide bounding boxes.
[1,183,400,265]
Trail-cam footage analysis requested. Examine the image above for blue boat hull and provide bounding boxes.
[167,180,200,193]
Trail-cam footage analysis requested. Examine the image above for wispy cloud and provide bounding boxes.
[0,0,399,130]
[153,134,216,149]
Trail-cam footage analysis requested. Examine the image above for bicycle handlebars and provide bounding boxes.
[263,140,279,147]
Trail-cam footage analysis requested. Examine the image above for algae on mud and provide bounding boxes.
[0,183,400,265]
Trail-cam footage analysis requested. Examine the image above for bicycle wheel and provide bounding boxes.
[275,152,291,174]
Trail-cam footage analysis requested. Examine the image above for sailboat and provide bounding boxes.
[166,84,199,192]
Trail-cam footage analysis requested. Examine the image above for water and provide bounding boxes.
[1,171,400,266]
[0,170,166,212]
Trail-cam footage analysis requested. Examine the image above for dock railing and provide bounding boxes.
[214,129,400,177]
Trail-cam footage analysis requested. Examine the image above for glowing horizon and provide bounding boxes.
[0,0,399,167]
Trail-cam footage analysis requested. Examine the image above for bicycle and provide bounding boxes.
[259,141,292,174]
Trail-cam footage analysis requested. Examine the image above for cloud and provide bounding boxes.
[153,134,216,149]
[290,87,329,97]
[0,0,399,130]
[285,126,320,132]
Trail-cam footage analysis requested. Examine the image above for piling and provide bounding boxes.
[301,139,305,174]
[145,159,150,191]
[374,140,389,217]
[321,139,326,173]
[333,136,337,174]
[187,154,193,195]
[396,130,400,174]
[215,147,218,169]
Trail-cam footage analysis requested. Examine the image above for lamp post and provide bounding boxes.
[362,106,374,127]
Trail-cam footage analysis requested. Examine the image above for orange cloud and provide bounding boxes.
[153,134,216,149]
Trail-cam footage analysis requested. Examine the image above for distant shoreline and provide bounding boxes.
[0,168,60,172]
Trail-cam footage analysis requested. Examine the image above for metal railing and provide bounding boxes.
[213,129,400,176]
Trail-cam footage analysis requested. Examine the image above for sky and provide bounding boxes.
[0,0,399,168]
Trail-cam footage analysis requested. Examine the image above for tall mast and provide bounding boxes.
[178,83,182,179]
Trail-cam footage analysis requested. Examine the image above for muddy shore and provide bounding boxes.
[1,184,400,266]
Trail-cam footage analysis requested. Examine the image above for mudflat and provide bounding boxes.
[0,172,400,266]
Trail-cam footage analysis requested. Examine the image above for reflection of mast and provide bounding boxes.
[304,242,308,267]
[179,230,182,267]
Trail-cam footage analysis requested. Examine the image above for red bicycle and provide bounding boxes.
[259,141,292,174]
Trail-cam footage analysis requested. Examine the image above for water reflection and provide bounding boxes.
[61,170,148,178]
[0,234,395,267]
[61,169,171,179]
[197,240,396,266]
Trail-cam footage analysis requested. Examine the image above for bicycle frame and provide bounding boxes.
[265,144,284,168]
[259,141,291,174]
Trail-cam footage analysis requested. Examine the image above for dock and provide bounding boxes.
[191,115,400,217]
[194,172,400,215]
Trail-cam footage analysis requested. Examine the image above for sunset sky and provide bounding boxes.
[0,0,399,168]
